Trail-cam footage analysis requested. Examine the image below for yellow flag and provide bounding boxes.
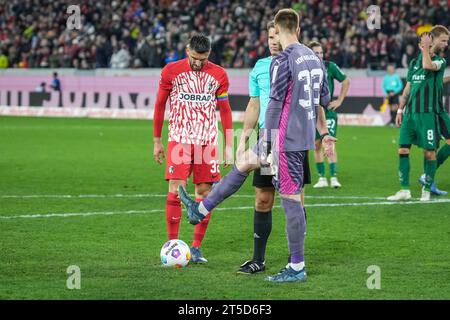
[380,98,389,113]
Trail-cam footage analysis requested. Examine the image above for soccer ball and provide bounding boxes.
[160,239,191,268]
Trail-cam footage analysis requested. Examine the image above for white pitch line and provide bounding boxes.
[0,194,156,199]
[0,193,388,200]
[1,199,449,220]
[305,199,450,207]
[0,210,152,219]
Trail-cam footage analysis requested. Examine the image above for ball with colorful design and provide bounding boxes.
[160,239,191,268]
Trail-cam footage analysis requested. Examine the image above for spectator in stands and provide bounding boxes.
[19,52,29,68]
[80,59,91,70]
[48,48,62,69]
[94,36,113,68]
[388,36,403,67]
[164,49,180,65]
[1,0,448,69]
[136,35,162,67]
[402,44,416,68]
[0,50,8,69]
[110,43,131,69]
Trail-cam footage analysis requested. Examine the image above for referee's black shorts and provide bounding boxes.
[252,151,312,188]
[388,93,400,105]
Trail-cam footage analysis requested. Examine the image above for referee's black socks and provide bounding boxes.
[252,210,272,263]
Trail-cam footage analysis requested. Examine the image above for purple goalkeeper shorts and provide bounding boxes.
[252,137,306,195]
[271,150,307,195]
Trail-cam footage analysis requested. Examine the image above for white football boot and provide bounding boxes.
[420,187,431,201]
[313,177,328,188]
[387,189,412,201]
[330,177,342,188]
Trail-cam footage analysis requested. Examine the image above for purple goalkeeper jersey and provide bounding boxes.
[264,43,330,152]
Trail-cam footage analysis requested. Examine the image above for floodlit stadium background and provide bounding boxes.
[1,1,450,300]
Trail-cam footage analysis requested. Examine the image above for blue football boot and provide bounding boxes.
[266,266,307,283]
[190,247,208,263]
[178,186,205,225]
[418,174,448,196]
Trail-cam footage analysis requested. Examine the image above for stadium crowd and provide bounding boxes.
[1,0,450,70]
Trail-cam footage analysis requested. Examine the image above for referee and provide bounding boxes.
[382,64,404,126]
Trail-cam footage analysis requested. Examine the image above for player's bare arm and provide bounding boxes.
[242,97,261,140]
[396,82,410,127]
[153,137,165,165]
[153,70,171,165]
[329,78,350,111]
[217,88,233,167]
[237,97,260,157]
[444,76,450,84]
[316,105,336,157]
[315,105,329,137]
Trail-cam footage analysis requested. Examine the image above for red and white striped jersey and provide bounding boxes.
[159,58,229,145]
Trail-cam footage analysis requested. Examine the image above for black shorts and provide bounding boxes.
[252,150,311,188]
[388,93,400,106]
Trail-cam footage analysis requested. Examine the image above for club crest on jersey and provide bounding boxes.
[178,92,213,103]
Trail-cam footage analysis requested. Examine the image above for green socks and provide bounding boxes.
[437,144,450,169]
[399,154,410,189]
[329,163,337,177]
[316,162,325,177]
[424,159,437,191]
[316,162,338,177]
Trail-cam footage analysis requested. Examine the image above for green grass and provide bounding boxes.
[0,116,449,299]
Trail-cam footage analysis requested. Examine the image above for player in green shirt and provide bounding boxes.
[418,26,450,196]
[388,28,449,201]
[308,41,350,189]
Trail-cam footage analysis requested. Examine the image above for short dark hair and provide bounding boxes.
[267,20,275,31]
[274,8,299,33]
[188,34,211,54]
[308,41,322,50]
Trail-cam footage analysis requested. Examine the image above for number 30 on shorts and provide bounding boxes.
[210,160,220,174]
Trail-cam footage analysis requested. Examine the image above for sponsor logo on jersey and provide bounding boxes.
[178,92,214,102]
[169,166,175,174]
[412,74,426,81]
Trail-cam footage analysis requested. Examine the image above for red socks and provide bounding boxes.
[192,198,211,248]
[166,194,211,247]
[166,192,182,240]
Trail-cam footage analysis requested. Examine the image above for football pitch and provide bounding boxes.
[1,116,449,300]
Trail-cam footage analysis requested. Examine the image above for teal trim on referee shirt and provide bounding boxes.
[382,73,403,96]
[249,56,272,128]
